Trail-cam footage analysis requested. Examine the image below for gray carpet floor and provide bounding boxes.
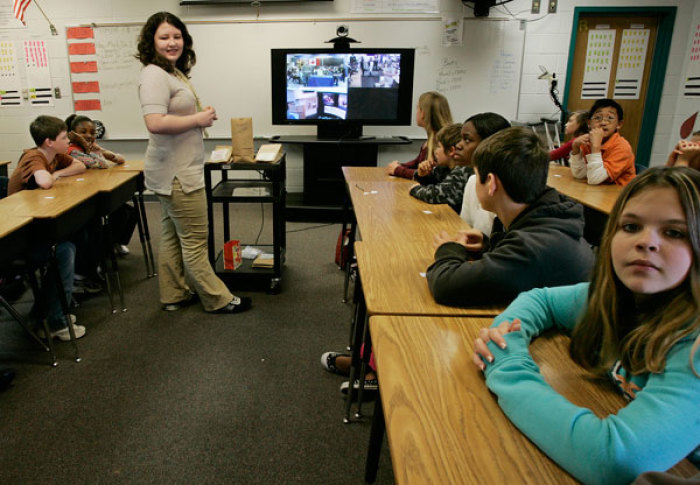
[0,202,395,484]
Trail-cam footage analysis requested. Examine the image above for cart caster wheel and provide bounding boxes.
[268,279,281,294]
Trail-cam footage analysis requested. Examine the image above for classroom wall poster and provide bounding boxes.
[613,28,649,100]
[581,29,616,100]
[683,22,700,97]
[442,15,463,47]
[0,1,25,29]
[23,40,53,106]
[351,0,438,14]
[66,25,102,112]
[0,41,23,106]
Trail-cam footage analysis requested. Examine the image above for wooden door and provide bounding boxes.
[567,14,659,156]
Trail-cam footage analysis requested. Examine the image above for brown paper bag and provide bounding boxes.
[230,117,255,163]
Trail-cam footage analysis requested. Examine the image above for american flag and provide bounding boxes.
[14,0,31,24]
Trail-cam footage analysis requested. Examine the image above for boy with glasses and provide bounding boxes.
[569,98,636,186]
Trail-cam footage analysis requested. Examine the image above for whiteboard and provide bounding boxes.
[85,19,524,139]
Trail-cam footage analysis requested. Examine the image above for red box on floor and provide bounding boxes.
[223,240,242,270]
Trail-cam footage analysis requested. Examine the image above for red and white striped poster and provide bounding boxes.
[66,25,101,111]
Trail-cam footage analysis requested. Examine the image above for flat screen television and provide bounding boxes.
[271,48,415,139]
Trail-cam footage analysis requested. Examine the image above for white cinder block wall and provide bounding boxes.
[0,0,696,194]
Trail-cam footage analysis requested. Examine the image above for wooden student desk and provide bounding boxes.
[344,165,622,217]
[0,177,102,239]
[82,169,139,212]
[0,179,102,362]
[547,164,622,245]
[369,315,698,484]
[354,241,503,318]
[547,164,621,215]
[347,179,469,244]
[340,166,504,421]
[111,159,144,173]
[105,160,156,278]
[342,166,410,184]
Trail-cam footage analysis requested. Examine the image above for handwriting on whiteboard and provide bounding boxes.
[436,57,467,93]
[489,50,517,94]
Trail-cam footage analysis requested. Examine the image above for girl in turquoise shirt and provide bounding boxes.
[474,166,700,484]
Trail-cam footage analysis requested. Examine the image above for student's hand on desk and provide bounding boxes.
[472,319,522,372]
[386,161,400,175]
[433,229,483,252]
[433,230,459,248]
[458,228,484,252]
[104,151,126,164]
[416,159,435,177]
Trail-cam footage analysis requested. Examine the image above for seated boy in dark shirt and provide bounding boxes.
[427,126,595,307]
[409,123,469,212]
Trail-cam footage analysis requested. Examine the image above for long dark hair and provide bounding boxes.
[136,12,196,76]
[570,167,700,376]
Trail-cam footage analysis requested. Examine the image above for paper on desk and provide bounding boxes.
[252,253,274,268]
[209,148,231,163]
[232,187,270,197]
[241,246,262,259]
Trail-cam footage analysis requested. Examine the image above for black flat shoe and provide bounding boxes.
[212,296,252,314]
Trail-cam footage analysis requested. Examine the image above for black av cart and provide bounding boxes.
[204,157,286,294]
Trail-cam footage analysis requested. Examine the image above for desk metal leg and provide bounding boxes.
[134,194,157,278]
[0,295,56,366]
[133,195,151,278]
[100,216,116,313]
[101,215,126,313]
[50,244,81,363]
[342,219,357,304]
[364,392,385,484]
[344,275,366,424]
[340,184,351,270]
[346,261,360,352]
[25,271,58,366]
[355,324,372,419]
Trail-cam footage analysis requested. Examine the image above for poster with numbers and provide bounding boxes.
[23,40,53,106]
[0,41,23,106]
[581,29,616,99]
[684,22,700,97]
[613,28,649,99]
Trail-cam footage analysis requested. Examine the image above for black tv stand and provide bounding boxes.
[317,123,363,140]
[269,135,411,221]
